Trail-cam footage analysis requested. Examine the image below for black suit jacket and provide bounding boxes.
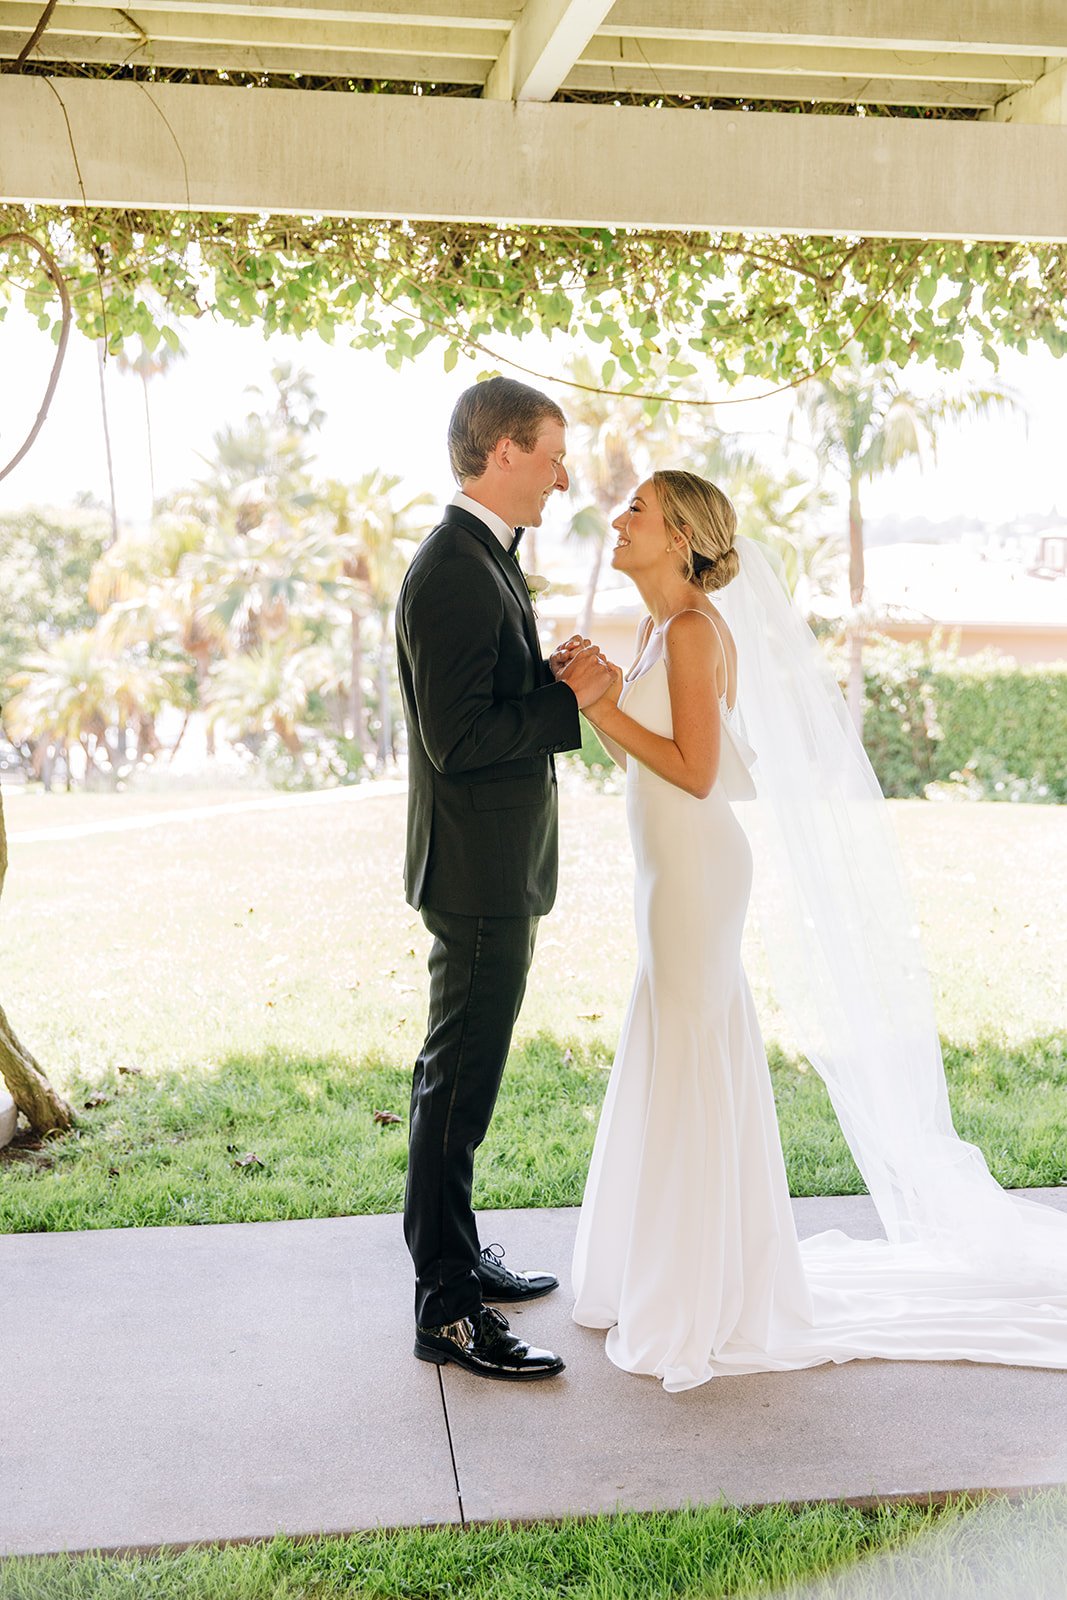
[395,505,582,916]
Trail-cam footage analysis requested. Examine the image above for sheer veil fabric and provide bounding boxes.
[571,536,1067,1390]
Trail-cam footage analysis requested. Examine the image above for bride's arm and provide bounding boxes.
[585,617,655,771]
[591,721,629,771]
[583,612,722,798]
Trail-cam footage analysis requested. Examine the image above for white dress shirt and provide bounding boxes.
[450,490,515,553]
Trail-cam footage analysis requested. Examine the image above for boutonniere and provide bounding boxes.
[523,572,551,616]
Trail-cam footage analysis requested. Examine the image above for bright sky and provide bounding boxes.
[1,300,1064,538]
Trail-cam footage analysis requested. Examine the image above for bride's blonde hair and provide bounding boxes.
[653,470,739,594]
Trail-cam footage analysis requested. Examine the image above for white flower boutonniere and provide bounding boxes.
[524,573,551,605]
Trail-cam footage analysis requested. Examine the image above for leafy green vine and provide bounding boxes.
[3,206,1067,399]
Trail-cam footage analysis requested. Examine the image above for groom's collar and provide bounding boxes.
[450,490,514,553]
[439,501,537,639]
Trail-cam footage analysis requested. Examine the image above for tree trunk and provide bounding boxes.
[349,608,366,747]
[168,709,192,763]
[0,785,75,1135]
[271,715,303,757]
[577,530,606,637]
[141,371,156,508]
[376,609,393,771]
[136,712,160,760]
[846,472,866,739]
[96,339,120,547]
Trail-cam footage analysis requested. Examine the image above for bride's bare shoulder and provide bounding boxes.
[663,607,721,654]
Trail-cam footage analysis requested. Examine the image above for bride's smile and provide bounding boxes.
[610,481,678,575]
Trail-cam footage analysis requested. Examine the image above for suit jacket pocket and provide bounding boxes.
[468,775,546,811]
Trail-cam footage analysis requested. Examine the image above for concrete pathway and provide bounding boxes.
[6,780,408,846]
[2,1193,1066,1558]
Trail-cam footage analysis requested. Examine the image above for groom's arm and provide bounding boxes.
[403,556,581,776]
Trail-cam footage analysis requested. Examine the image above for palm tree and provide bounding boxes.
[115,335,187,508]
[322,471,432,769]
[563,356,678,635]
[694,436,841,609]
[5,628,178,787]
[319,479,372,749]
[178,364,344,659]
[90,514,224,760]
[795,348,1019,733]
[204,637,334,758]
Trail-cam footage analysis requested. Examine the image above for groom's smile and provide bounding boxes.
[510,418,569,527]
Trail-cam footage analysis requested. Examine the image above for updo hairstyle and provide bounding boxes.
[652,469,740,594]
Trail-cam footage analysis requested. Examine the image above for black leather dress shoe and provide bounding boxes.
[476,1242,559,1303]
[414,1304,565,1381]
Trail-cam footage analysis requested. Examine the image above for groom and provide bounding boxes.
[395,377,612,1381]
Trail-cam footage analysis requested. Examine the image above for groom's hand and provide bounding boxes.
[558,644,614,710]
[550,634,588,679]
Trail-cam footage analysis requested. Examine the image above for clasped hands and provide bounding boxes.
[550,634,623,716]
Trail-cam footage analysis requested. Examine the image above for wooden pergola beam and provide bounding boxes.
[0,4,507,57]
[576,38,1044,86]
[989,57,1067,123]
[484,0,614,100]
[563,67,1003,109]
[3,75,1067,240]
[1,7,1042,93]
[0,0,519,22]
[604,0,1067,56]
[5,0,1065,53]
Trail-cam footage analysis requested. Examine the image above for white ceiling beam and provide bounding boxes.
[484,0,615,100]
[4,74,1067,240]
[0,9,1042,95]
[602,1,1067,57]
[0,35,494,79]
[0,39,1011,104]
[578,37,1044,86]
[4,0,517,23]
[987,57,1067,123]
[0,4,503,55]
[563,66,1003,108]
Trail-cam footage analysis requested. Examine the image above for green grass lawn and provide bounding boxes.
[2,782,1065,1231]
[0,1502,956,1600]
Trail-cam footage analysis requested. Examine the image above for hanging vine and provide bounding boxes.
[3,207,1065,410]
[0,230,71,481]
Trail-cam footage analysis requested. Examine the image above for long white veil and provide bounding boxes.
[716,535,1067,1288]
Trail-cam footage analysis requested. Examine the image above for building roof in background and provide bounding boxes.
[857,538,1067,628]
[543,535,1067,634]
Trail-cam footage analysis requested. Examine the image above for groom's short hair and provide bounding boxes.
[449,377,566,483]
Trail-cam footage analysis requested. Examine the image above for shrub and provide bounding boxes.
[930,666,1067,802]
[860,638,1067,802]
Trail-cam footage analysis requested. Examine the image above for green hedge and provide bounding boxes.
[860,640,1067,802]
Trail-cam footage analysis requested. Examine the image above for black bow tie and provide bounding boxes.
[508,527,525,557]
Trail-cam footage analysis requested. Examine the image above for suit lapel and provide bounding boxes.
[440,506,542,659]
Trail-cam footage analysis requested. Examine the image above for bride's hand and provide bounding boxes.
[583,662,624,721]
[550,634,589,679]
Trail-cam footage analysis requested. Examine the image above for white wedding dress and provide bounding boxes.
[571,615,1067,1392]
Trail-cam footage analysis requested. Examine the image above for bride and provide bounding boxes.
[570,469,1067,1392]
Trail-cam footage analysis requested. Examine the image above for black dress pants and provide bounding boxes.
[404,905,539,1328]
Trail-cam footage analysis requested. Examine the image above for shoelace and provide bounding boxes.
[480,1242,506,1267]
[475,1303,511,1337]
